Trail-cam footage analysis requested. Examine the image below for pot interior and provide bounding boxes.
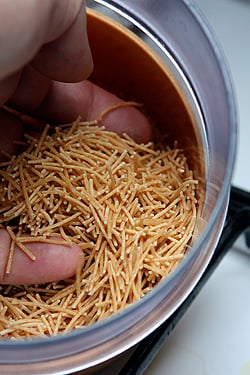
[87,8,206,183]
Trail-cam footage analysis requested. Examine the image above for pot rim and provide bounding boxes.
[0,0,237,372]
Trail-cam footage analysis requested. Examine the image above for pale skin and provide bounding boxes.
[0,0,152,284]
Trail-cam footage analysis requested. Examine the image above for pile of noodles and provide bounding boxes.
[0,116,200,338]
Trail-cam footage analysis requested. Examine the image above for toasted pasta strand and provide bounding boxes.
[0,114,202,339]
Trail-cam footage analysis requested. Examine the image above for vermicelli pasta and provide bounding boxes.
[0,115,201,338]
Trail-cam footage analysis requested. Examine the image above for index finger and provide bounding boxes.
[0,229,84,285]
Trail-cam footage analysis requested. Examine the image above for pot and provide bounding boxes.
[0,0,236,374]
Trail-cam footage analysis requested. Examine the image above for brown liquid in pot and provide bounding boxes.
[87,8,205,180]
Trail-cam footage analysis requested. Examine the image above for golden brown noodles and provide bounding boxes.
[0,117,200,338]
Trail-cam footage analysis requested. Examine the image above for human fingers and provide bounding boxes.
[8,75,152,144]
[0,0,92,81]
[0,0,92,106]
[85,82,153,144]
[0,230,84,285]
[31,1,93,82]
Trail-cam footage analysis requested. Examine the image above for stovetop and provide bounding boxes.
[143,1,250,374]
[81,2,250,374]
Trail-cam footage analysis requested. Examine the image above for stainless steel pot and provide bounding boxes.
[0,1,236,374]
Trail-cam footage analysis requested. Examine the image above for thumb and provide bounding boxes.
[31,0,93,82]
[0,0,92,82]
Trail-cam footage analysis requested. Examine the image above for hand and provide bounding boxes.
[0,0,152,285]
